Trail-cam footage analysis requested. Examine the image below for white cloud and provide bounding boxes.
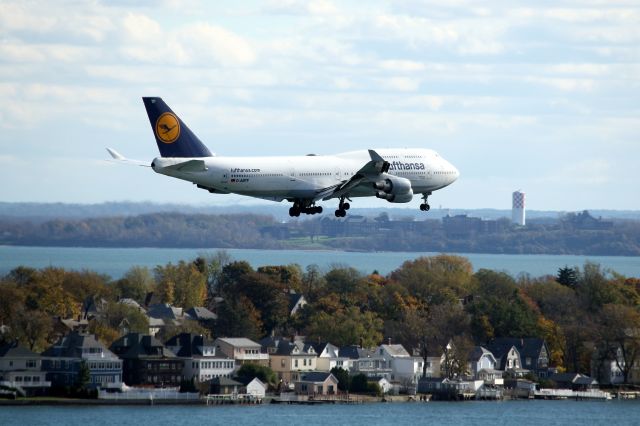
[383,77,421,92]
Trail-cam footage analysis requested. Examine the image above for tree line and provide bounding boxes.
[1,253,639,383]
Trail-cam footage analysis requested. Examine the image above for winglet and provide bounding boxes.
[368,149,384,162]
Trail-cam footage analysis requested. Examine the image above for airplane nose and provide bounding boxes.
[453,166,460,180]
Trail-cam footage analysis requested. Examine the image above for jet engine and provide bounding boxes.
[373,175,413,203]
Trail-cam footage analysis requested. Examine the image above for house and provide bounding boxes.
[246,377,267,398]
[209,376,244,395]
[214,337,269,366]
[340,345,392,380]
[468,346,498,378]
[477,368,504,386]
[268,339,317,384]
[370,376,392,394]
[311,342,351,372]
[549,372,598,391]
[110,333,183,387]
[294,372,339,396]
[0,341,51,396]
[185,307,217,323]
[489,338,551,377]
[376,344,423,384]
[165,333,235,383]
[591,343,625,385]
[146,303,184,322]
[418,377,483,399]
[82,296,108,320]
[288,293,307,316]
[484,341,523,373]
[42,331,122,390]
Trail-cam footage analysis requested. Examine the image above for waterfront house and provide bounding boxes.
[165,333,235,383]
[294,372,339,396]
[268,339,317,384]
[549,372,598,391]
[489,338,551,377]
[0,341,51,396]
[42,331,122,390]
[110,332,183,387]
[376,343,426,387]
[310,342,352,372]
[591,343,625,385]
[340,345,392,380]
[209,376,243,395]
[468,346,498,379]
[214,337,269,366]
[484,341,523,373]
[477,368,504,386]
[246,377,267,397]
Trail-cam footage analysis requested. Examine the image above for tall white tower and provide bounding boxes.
[512,190,526,226]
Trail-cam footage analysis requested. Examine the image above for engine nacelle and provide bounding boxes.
[373,175,413,203]
[372,175,412,195]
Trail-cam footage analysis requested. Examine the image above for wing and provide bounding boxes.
[316,149,390,201]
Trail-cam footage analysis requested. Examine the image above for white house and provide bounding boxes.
[166,333,235,382]
[0,342,51,396]
[246,377,267,398]
[311,342,352,372]
[468,346,498,378]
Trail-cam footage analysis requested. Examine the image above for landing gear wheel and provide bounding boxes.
[342,202,350,211]
[420,203,431,211]
[335,209,346,217]
[315,206,323,214]
[289,207,300,217]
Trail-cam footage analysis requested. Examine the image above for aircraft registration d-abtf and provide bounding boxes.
[107,97,459,217]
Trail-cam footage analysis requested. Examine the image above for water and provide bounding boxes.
[1,401,639,426]
[0,246,638,279]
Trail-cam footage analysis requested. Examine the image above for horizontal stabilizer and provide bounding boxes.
[105,148,150,167]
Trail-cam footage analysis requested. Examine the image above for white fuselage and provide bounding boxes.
[151,148,459,203]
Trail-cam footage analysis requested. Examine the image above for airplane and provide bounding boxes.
[107,97,459,217]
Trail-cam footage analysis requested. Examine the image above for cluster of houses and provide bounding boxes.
[0,294,629,400]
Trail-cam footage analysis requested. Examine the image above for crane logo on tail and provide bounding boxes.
[155,112,180,144]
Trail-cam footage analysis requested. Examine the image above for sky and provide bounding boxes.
[0,0,638,211]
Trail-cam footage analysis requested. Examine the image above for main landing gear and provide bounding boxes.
[289,200,323,217]
[334,197,351,217]
[419,192,431,212]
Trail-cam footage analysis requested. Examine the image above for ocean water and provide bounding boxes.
[0,246,638,279]
[1,400,639,426]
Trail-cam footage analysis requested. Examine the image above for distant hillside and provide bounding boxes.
[1,210,639,255]
[1,201,638,223]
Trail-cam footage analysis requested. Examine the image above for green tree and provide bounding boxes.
[75,360,91,393]
[556,266,578,289]
[330,367,350,391]
[115,266,155,303]
[215,296,263,340]
[235,363,277,386]
[304,306,383,348]
[597,304,640,384]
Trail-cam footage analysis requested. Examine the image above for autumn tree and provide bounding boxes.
[304,306,383,348]
[389,255,474,306]
[115,266,155,303]
[596,304,640,384]
[154,261,207,309]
